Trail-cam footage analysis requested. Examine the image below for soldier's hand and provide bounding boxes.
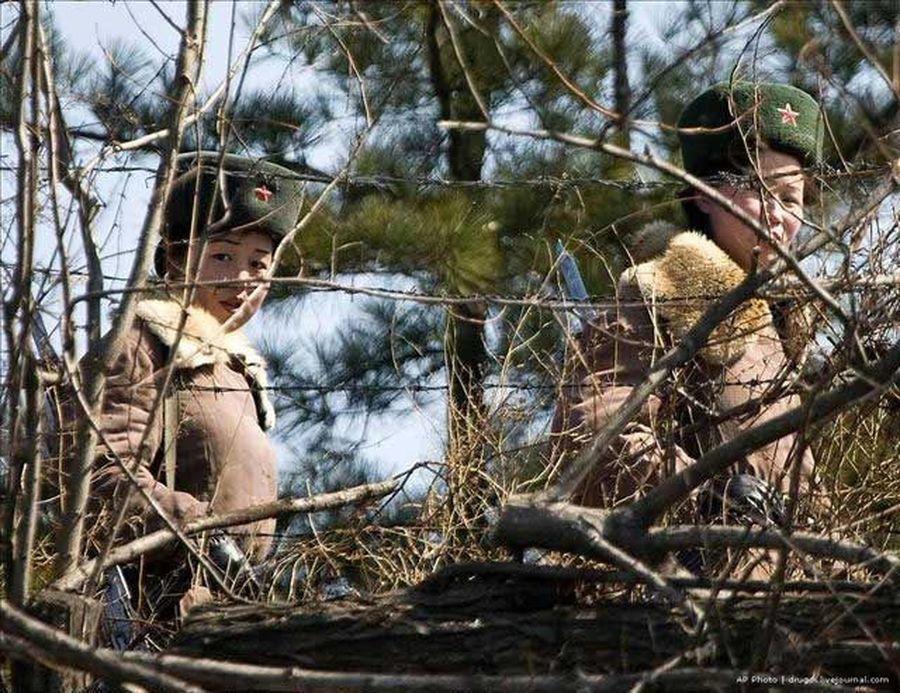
[150,488,209,526]
[179,585,214,619]
[221,281,269,333]
[574,382,661,433]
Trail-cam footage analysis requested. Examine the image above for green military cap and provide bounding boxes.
[156,152,304,275]
[677,82,824,179]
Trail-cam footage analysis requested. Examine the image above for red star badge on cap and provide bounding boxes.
[777,102,799,126]
[254,185,273,203]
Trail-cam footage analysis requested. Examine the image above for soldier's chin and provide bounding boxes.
[208,296,238,317]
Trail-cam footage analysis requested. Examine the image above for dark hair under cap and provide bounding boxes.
[677,82,824,236]
[155,152,305,277]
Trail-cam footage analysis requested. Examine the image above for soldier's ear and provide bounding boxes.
[154,241,169,279]
[162,239,189,281]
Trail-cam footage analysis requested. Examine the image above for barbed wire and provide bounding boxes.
[153,374,823,394]
[0,373,864,396]
[8,264,899,322]
[0,163,892,191]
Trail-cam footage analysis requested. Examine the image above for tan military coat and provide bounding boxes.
[71,296,279,561]
[552,227,817,510]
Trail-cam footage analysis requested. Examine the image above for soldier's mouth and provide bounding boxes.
[221,300,243,312]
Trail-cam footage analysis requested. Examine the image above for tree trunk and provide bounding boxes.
[608,0,633,179]
[170,564,899,688]
[611,0,631,139]
[426,2,491,519]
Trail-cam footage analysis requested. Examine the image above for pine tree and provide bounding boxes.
[259,1,660,519]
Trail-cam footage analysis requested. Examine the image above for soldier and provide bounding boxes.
[63,152,304,646]
[552,82,827,577]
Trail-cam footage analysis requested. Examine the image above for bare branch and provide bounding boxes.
[646,525,900,575]
[830,0,897,100]
[437,0,490,120]
[493,497,900,577]
[442,118,861,325]
[492,0,616,119]
[221,139,369,333]
[52,478,399,592]
[313,4,373,128]
[9,356,41,605]
[82,0,284,597]
[438,119,898,502]
[55,0,210,577]
[36,21,103,344]
[0,603,204,693]
[629,336,900,525]
[3,0,39,607]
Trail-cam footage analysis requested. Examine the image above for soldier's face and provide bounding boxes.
[192,230,275,324]
[696,149,805,271]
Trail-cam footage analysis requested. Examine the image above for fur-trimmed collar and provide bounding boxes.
[135,298,262,369]
[135,298,276,430]
[622,225,771,366]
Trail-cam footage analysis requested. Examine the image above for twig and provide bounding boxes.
[492,498,702,622]
[37,19,77,367]
[52,478,399,592]
[314,4,373,128]
[437,0,490,120]
[494,497,900,576]
[444,118,853,326]
[830,0,897,99]
[220,138,368,333]
[83,0,285,599]
[598,1,787,140]
[55,0,210,577]
[647,525,900,575]
[37,21,103,344]
[492,0,616,119]
[0,11,19,63]
[418,561,891,595]
[66,267,900,313]
[0,604,203,693]
[9,356,41,605]
[148,0,186,37]
[438,118,898,503]
[77,0,281,179]
[628,337,900,526]
[55,350,253,602]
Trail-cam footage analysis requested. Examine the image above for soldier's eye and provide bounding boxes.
[212,253,233,262]
[251,260,269,271]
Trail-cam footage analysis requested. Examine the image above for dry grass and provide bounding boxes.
[814,400,900,551]
[267,385,900,601]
